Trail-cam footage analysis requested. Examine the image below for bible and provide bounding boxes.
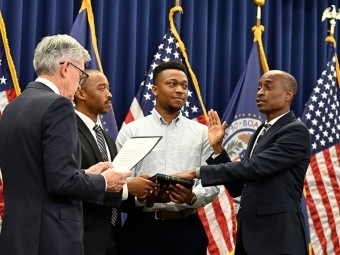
[148,173,194,188]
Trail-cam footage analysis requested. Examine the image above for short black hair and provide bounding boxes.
[153,61,187,85]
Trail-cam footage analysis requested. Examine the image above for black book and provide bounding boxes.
[148,173,194,188]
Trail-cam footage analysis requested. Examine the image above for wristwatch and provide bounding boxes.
[187,192,197,206]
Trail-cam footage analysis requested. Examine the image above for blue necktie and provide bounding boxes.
[93,124,118,226]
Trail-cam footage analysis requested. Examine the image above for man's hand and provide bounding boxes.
[85,161,113,174]
[127,175,157,197]
[172,170,196,180]
[168,184,194,204]
[102,169,131,193]
[139,185,171,205]
[208,109,227,155]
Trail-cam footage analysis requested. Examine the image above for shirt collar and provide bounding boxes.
[75,109,101,130]
[152,108,182,126]
[35,77,60,95]
[266,111,290,126]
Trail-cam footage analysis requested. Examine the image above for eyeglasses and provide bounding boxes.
[60,62,89,86]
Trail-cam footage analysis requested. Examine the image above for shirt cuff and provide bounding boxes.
[195,166,201,179]
[101,174,108,191]
[121,183,128,200]
[135,196,146,207]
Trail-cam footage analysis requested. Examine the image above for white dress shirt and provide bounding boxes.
[116,108,220,211]
[75,110,128,200]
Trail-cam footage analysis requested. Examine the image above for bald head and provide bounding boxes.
[261,70,297,104]
[257,70,297,121]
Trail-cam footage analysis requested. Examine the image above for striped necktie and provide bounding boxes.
[257,123,271,144]
[250,123,271,157]
[93,124,118,226]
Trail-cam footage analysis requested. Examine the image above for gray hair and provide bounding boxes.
[33,34,91,75]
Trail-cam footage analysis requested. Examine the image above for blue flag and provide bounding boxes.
[222,42,265,160]
[70,0,118,139]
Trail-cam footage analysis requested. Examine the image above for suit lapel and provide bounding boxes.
[245,124,264,158]
[76,114,117,161]
[76,114,103,162]
[250,111,296,155]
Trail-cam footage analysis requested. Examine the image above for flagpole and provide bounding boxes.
[252,0,269,73]
[254,0,265,27]
[169,6,208,121]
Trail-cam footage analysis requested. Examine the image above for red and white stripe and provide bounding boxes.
[304,143,340,255]
[199,186,236,255]
[0,88,16,116]
[123,98,145,125]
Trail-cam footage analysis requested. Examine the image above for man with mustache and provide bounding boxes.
[74,69,156,255]
[116,61,220,255]
[176,70,311,255]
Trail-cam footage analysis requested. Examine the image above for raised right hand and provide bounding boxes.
[208,109,227,154]
[102,169,131,193]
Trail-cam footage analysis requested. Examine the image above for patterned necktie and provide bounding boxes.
[93,124,118,226]
[257,123,271,144]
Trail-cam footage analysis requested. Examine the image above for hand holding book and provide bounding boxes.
[148,173,195,188]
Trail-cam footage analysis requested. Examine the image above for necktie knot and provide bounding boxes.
[93,124,102,133]
[257,123,271,144]
[263,123,271,131]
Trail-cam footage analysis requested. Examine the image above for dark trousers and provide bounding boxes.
[122,212,208,255]
[106,225,119,255]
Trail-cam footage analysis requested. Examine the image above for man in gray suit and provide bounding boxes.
[0,34,131,255]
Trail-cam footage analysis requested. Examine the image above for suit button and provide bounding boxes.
[244,183,248,187]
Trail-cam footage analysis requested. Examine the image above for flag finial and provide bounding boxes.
[322,5,340,44]
[253,0,265,7]
[253,0,265,27]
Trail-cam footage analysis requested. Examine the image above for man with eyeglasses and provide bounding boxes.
[0,34,131,255]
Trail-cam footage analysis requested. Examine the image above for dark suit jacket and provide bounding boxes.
[0,82,106,255]
[203,111,311,255]
[76,114,123,255]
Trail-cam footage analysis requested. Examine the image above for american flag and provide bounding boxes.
[0,11,21,223]
[300,43,340,255]
[123,28,206,125]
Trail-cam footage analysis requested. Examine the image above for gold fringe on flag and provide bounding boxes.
[252,25,269,73]
[169,6,208,120]
[325,36,340,87]
[79,0,103,72]
[0,12,20,96]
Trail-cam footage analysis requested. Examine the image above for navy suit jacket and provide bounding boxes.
[0,82,106,255]
[202,111,311,255]
[76,114,122,255]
